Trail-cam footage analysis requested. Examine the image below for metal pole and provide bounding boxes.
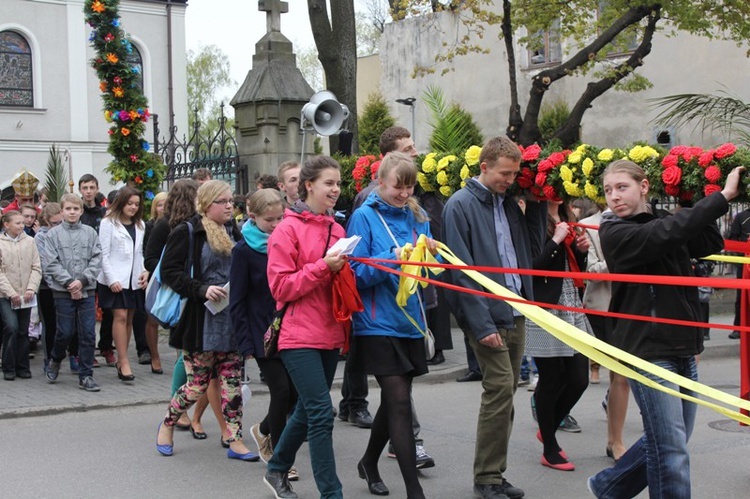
[300,111,307,165]
[410,103,416,145]
[166,0,175,130]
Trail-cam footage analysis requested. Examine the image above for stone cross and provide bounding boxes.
[258,0,288,33]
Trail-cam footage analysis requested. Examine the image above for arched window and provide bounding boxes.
[0,30,33,107]
[126,45,143,94]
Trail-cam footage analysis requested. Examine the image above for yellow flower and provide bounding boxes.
[104,110,112,122]
[464,145,481,166]
[422,153,437,173]
[597,149,614,162]
[563,181,582,197]
[437,155,456,171]
[582,158,594,176]
[417,173,434,192]
[460,180,466,188]
[460,165,471,180]
[436,171,449,186]
[584,181,599,199]
[112,86,124,98]
[439,186,453,197]
[628,145,659,163]
[575,144,588,154]
[560,165,573,182]
[567,151,582,164]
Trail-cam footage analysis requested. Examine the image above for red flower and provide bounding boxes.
[542,185,559,201]
[661,154,679,169]
[665,184,680,197]
[535,172,548,187]
[704,165,721,183]
[548,152,566,166]
[129,154,138,163]
[662,165,682,186]
[704,184,722,196]
[669,145,687,156]
[352,165,366,181]
[355,180,362,192]
[104,33,114,43]
[530,186,543,198]
[682,146,703,162]
[522,144,541,162]
[698,150,714,168]
[517,168,534,189]
[714,142,737,159]
[370,160,381,179]
[537,159,554,172]
[355,155,374,169]
[680,190,694,202]
[135,176,143,184]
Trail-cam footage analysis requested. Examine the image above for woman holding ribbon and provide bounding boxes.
[526,199,592,471]
[347,151,437,499]
[587,161,744,499]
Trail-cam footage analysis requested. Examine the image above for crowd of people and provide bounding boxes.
[0,127,744,499]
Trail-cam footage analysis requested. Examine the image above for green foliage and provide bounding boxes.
[358,92,396,155]
[538,100,570,143]
[43,145,68,203]
[332,153,358,207]
[650,89,750,146]
[187,45,234,132]
[84,0,163,201]
[422,85,483,153]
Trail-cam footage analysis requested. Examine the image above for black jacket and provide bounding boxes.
[161,215,241,352]
[599,192,727,360]
[144,217,171,273]
[442,178,546,339]
[80,202,106,233]
[529,216,587,305]
[229,241,275,358]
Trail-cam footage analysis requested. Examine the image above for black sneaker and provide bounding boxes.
[473,483,510,499]
[415,444,435,469]
[349,409,374,428]
[559,414,581,433]
[263,471,298,499]
[79,376,101,392]
[499,479,524,499]
[729,331,741,339]
[46,360,60,383]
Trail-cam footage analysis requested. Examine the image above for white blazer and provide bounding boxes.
[97,217,145,289]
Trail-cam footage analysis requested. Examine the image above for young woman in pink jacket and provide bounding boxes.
[263,156,347,499]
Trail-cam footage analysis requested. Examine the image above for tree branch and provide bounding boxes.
[552,9,661,145]
[502,0,523,141]
[518,4,658,145]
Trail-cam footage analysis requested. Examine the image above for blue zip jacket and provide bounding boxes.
[347,191,432,339]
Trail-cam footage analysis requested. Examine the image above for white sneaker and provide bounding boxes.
[527,374,538,391]
[288,466,299,481]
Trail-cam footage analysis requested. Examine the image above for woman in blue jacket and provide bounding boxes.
[348,151,437,499]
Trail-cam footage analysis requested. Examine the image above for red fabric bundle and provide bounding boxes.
[332,262,364,354]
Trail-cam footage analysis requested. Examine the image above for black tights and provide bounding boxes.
[534,354,589,463]
[361,374,424,499]
[256,358,298,448]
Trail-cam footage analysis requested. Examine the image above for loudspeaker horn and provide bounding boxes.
[301,90,348,136]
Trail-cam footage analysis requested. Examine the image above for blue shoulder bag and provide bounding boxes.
[147,222,194,328]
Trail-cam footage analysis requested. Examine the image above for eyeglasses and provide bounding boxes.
[212,199,234,206]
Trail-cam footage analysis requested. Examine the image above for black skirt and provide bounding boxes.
[97,283,145,310]
[353,335,428,377]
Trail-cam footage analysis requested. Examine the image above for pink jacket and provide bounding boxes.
[267,208,346,351]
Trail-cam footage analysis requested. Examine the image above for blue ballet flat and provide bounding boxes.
[156,422,173,457]
[227,448,260,461]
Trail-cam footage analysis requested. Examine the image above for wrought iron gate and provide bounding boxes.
[153,104,247,194]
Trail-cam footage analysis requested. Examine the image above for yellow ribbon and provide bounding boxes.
[396,234,443,307]
[703,254,750,265]
[395,238,750,425]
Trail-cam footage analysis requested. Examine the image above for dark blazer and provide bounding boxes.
[442,178,546,340]
[599,192,726,359]
[144,217,171,274]
[229,241,275,358]
[161,215,241,352]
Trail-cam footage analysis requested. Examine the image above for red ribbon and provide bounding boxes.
[563,226,585,288]
[331,262,364,354]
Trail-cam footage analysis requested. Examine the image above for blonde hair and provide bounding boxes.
[40,202,62,227]
[377,151,427,223]
[60,193,83,209]
[150,191,168,220]
[196,180,235,256]
[480,136,522,164]
[602,159,648,183]
[246,188,284,216]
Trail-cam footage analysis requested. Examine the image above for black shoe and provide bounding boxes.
[729,330,741,339]
[263,470,298,499]
[426,350,445,365]
[117,366,135,382]
[703,332,710,340]
[358,460,389,496]
[3,372,15,381]
[473,483,510,499]
[337,410,349,422]
[220,437,230,449]
[17,371,32,379]
[498,479,524,499]
[349,409,374,428]
[190,426,208,440]
[457,370,482,382]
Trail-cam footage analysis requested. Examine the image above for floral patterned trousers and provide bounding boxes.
[163,351,243,442]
